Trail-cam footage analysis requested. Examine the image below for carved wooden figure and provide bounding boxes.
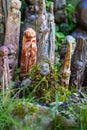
[20,28,37,77]
[0,44,16,94]
[70,36,87,89]
[60,0,87,89]
[60,36,76,88]
[4,0,21,61]
[20,0,38,45]
[60,35,76,61]
[0,45,16,98]
[19,0,38,66]
[69,0,87,88]
[0,46,10,95]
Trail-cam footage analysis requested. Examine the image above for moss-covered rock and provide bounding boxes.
[28,63,59,104]
[10,101,79,130]
[10,101,54,130]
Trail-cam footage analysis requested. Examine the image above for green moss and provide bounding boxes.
[27,104,36,115]
[17,61,71,104]
[11,101,37,119]
[27,62,70,104]
[12,101,26,118]
[56,85,71,102]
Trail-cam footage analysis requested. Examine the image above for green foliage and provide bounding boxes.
[12,101,27,118]
[61,92,87,130]
[1,85,87,130]
[66,3,76,32]
[79,96,87,129]
[20,0,27,22]
[0,92,55,130]
[53,61,62,83]
[12,101,36,118]
[0,93,37,130]
[57,86,71,102]
[46,0,52,11]
[0,94,19,129]
[56,31,65,54]
[60,3,76,34]
[66,3,75,23]
[20,0,26,12]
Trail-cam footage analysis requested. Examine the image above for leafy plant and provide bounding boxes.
[46,0,52,11]
[66,3,75,23]
[79,96,87,129]
[56,31,65,54]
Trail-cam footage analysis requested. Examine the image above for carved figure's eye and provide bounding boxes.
[9,64,12,70]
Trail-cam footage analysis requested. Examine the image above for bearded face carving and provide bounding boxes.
[20,28,37,78]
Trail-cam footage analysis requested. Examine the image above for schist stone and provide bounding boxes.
[4,0,21,63]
